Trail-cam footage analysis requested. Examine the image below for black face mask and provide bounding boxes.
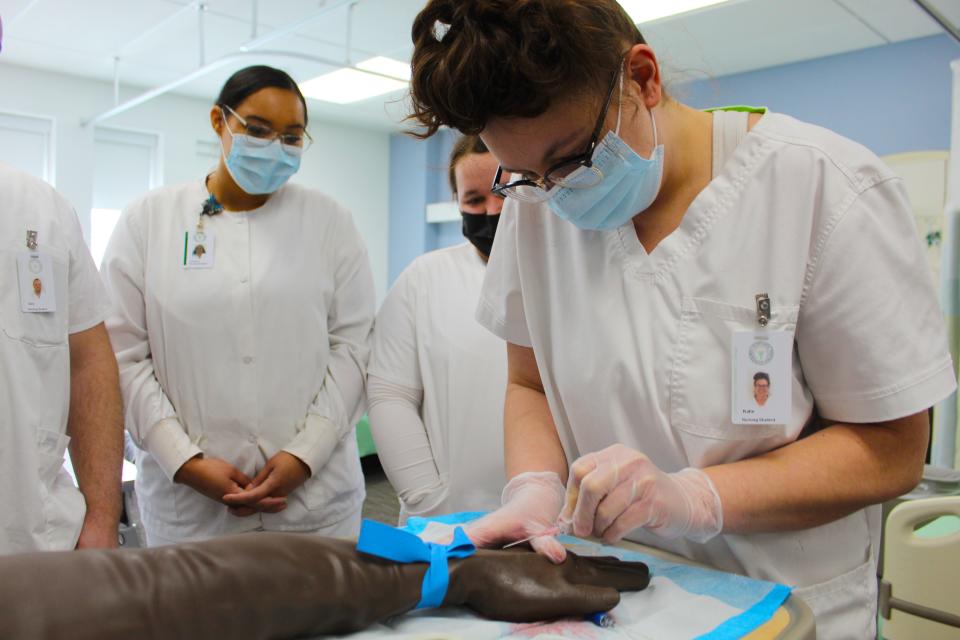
[461,212,500,258]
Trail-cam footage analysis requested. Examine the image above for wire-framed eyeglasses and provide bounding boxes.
[221,103,313,152]
[490,67,621,203]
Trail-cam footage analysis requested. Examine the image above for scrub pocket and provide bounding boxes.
[35,427,71,486]
[300,435,365,515]
[35,426,85,548]
[0,247,69,347]
[794,559,877,640]
[669,297,800,462]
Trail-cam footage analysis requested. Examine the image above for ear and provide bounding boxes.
[624,44,662,109]
[210,105,225,136]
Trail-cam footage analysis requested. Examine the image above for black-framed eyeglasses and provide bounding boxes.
[221,104,314,152]
[491,66,621,203]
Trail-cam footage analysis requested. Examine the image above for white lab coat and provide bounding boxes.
[368,243,507,521]
[0,162,111,554]
[477,112,956,638]
[101,180,374,543]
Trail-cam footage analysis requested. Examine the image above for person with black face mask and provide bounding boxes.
[367,136,506,523]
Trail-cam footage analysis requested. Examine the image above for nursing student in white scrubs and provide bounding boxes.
[406,2,956,637]
[0,16,123,555]
[0,160,124,554]
[368,136,507,522]
[101,66,375,545]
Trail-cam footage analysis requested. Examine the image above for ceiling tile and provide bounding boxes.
[835,0,942,43]
[643,0,887,83]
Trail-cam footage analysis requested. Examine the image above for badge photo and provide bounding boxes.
[731,330,793,425]
[183,230,216,269]
[16,251,57,313]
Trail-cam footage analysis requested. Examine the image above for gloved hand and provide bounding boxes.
[561,444,723,544]
[464,471,568,563]
[0,531,650,639]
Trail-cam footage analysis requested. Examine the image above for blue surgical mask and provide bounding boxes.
[221,125,302,195]
[548,76,664,231]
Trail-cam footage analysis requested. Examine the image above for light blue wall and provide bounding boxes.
[673,34,958,157]
[387,128,460,284]
[388,34,960,286]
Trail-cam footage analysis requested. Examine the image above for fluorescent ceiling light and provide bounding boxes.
[300,56,409,104]
[357,56,412,82]
[617,0,732,24]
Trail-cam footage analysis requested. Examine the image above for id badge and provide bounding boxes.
[183,230,215,269]
[16,251,56,313]
[731,329,793,425]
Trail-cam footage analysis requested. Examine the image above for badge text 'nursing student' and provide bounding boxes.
[17,230,56,313]
[183,230,215,269]
[731,293,792,425]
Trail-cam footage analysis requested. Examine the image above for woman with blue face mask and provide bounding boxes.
[407,2,954,638]
[101,65,375,545]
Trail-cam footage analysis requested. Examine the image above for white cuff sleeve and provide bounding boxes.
[143,417,202,482]
[283,414,340,476]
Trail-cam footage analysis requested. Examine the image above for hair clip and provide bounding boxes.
[432,19,451,42]
[201,193,223,217]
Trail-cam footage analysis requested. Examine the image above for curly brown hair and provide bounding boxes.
[409,0,644,138]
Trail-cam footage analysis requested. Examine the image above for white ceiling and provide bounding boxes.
[0,0,957,132]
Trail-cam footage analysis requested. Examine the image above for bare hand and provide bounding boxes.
[174,456,287,517]
[222,451,310,512]
[75,514,119,550]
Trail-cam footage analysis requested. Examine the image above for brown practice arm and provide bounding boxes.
[0,533,649,639]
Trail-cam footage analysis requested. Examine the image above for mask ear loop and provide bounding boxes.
[614,66,625,136]
[649,105,659,148]
[618,59,659,150]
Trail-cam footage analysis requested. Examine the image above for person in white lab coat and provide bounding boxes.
[368,136,507,522]
[101,65,375,545]
[406,2,956,638]
[0,18,124,555]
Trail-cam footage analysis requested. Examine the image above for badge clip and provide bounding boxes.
[26,230,38,251]
[755,293,771,327]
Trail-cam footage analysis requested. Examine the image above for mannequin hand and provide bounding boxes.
[222,451,309,513]
[464,471,568,564]
[448,548,650,622]
[560,444,723,544]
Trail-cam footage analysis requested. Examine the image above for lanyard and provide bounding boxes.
[198,193,223,231]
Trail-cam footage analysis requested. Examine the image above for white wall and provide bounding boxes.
[0,62,390,300]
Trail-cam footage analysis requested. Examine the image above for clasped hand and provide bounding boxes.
[174,451,311,517]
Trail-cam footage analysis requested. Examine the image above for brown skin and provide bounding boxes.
[67,323,124,549]
[480,44,929,541]
[221,451,312,514]
[174,86,312,516]
[206,86,306,211]
[453,151,505,261]
[0,533,650,639]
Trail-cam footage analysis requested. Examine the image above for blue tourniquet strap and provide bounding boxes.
[356,519,476,609]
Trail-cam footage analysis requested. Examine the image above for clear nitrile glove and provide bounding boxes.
[560,444,723,545]
[464,471,568,564]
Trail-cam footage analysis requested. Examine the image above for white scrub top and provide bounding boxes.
[477,111,956,638]
[0,162,111,554]
[101,180,374,542]
[369,242,507,521]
